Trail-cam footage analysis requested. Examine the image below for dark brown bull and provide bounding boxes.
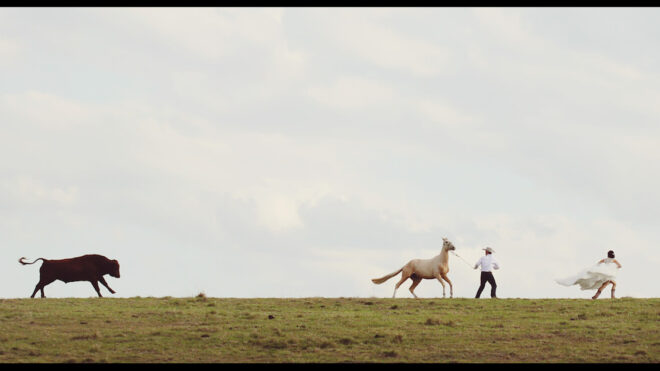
[19,254,120,298]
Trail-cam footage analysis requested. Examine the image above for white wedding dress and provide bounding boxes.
[556,258,619,290]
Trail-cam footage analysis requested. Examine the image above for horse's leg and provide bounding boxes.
[393,274,409,298]
[441,274,453,298]
[436,274,447,298]
[409,277,422,299]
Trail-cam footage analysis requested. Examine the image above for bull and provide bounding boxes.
[19,254,120,298]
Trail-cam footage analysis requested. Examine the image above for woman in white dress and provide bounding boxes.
[556,250,622,299]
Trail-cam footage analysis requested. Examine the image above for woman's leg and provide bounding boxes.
[592,281,611,299]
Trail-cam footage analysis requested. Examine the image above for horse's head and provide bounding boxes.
[442,237,456,251]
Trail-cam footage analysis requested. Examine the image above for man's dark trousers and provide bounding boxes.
[475,271,497,298]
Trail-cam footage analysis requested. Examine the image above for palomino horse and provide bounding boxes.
[371,238,456,298]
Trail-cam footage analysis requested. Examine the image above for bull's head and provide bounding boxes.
[109,259,120,278]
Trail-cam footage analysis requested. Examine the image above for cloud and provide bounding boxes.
[0,176,78,207]
[1,91,92,130]
[307,76,396,109]
[0,37,20,65]
[472,8,539,47]
[301,8,451,77]
[114,8,306,82]
[417,99,479,130]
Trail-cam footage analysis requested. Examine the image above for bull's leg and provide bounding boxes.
[30,283,41,298]
[441,274,454,298]
[99,277,116,294]
[90,281,103,297]
[31,277,55,298]
[436,274,447,298]
[409,277,422,299]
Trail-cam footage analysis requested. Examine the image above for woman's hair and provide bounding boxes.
[607,250,615,259]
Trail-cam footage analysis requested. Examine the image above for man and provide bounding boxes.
[474,247,499,298]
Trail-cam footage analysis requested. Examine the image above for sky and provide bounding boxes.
[2,7,659,299]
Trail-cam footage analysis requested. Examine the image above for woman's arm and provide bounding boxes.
[613,259,622,268]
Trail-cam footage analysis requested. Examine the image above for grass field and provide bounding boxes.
[0,296,657,363]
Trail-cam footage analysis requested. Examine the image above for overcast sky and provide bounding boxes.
[2,7,659,299]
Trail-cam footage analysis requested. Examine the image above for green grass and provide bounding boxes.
[0,297,658,363]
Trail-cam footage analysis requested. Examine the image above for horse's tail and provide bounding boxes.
[19,257,45,266]
[371,267,403,284]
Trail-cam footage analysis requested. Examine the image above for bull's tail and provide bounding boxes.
[19,257,45,265]
[371,267,403,284]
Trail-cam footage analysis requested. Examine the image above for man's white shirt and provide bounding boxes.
[474,254,499,272]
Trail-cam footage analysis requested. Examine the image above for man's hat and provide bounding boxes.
[483,247,495,253]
